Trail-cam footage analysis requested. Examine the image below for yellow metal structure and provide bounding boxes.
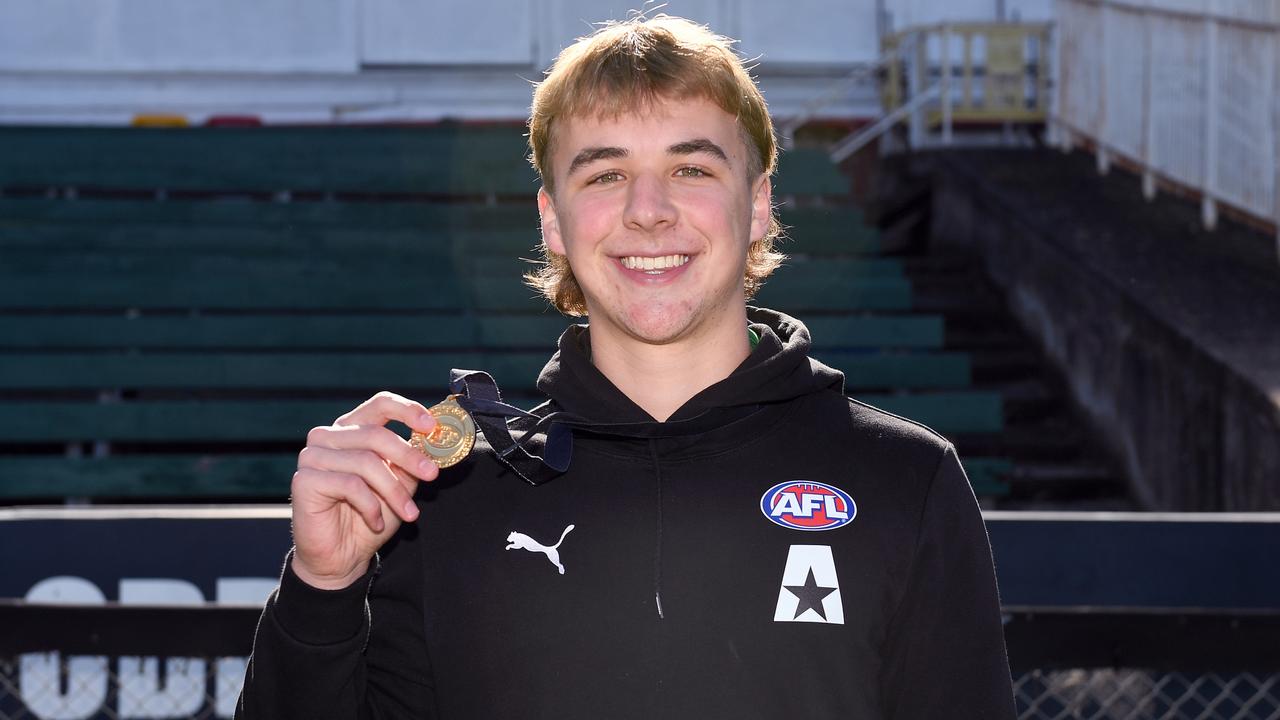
[882,23,1051,127]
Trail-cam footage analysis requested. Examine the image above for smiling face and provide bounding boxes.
[538,95,772,347]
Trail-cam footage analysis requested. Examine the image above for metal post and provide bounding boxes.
[963,31,974,110]
[1142,0,1157,200]
[909,32,925,148]
[942,25,953,145]
[1202,6,1219,231]
[1274,18,1280,262]
[1096,1,1110,175]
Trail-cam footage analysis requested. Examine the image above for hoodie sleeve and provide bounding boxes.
[235,527,435,720]
[879,443,1016,720]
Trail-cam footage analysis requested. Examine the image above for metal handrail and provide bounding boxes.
[830,84,940,162]
[779,58,889,150]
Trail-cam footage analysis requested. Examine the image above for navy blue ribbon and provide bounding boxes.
[449,369,574,485]
[448,368,763,486]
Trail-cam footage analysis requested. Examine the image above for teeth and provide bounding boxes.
[620,255,690,272]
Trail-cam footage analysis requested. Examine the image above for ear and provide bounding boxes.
[749,175,772,243]
[538,187,566,256]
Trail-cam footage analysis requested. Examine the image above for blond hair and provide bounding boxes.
[525,14,783,316]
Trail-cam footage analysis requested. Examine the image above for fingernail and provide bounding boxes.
[403,500,419,520]
[417,413,435,429]
[419,458,436,475]
[374,516,385,533]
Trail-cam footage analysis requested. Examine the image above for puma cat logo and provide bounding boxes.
[505,524,575,575]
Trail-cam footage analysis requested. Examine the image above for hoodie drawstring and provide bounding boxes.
[648,439,665,620]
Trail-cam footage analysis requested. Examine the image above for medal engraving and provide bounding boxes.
[410,394,476,468]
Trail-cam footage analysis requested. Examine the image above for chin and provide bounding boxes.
[620,304,699,344]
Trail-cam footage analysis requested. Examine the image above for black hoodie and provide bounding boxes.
[237,308,1016,719]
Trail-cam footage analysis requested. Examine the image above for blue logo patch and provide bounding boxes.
[760,481,856,532]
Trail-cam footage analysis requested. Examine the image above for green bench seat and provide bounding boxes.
[0,391,1002,443]
[0,197,541,230]
[0,125,540,196]
[0,351,968,392]
[0,313,943,351]
[0,127,855,199]
[0,453,1012,500]
[962,457,1014,496]
[774,148,849,196]
[853,391,1005,434]
[0,254,913,312]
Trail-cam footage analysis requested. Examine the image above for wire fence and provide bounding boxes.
[0,654,244,720]
[2,653,1279,719]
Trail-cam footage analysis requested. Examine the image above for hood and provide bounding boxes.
[535,306,845,425]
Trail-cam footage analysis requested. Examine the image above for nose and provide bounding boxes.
[623,173,676,233]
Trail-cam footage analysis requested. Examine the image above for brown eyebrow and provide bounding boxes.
[567,146,628,176]
[565,137,731,177]
[668,138,729,164]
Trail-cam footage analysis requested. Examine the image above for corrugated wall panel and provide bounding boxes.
[1102,4,1148,160]
[1148,13,1206,190]
[1214,24,1275,218]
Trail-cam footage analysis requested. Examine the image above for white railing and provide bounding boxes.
[788,22,1051,163]
[1054,0,1280,256]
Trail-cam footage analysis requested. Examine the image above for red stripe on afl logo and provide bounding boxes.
[760,481,857,531]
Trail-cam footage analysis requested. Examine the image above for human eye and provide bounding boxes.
[675,166,710,178]
[589,171,623,185]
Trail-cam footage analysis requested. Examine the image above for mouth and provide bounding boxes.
[617,254,691,275]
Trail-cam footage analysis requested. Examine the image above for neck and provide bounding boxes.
[589,309,751,422]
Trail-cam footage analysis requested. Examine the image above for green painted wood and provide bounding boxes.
[0,197,541,230]
[0,352,551,390]
[820,352,970,389]
[0,314,576,350]
[0,400,349,442]
[775,148,849,196]
[0,255,908,311]
[805,315,944,349]
[0,220,540,255]
[853,392,1005,434]
[0,207,868,256]
[754,277,912,311]
[0,313,944,351]
[0,257,563,311]
[782,225,882,256]
[0,391,1001,442]
[770,257,903,280]
[0,350,964,391]
[0,125,538,195]
[0,453,1014,500]
[0,128,857,198]
[962,457,1014,496]
[782,206,866,228]
[0,454,295,498]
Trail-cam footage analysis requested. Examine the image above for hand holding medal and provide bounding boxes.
[409,395,477,468]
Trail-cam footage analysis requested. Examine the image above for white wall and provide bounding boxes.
[0,0,358,73]
[360,0,535,65]
[884,0,1052,29]
[0,0,1041,124]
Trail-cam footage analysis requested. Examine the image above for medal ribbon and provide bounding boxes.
[448,369,574,485]
[448,368,762,486]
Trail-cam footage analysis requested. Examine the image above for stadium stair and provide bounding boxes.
[0,126,1120,507]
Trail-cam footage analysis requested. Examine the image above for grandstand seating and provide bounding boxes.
[0,125,1009,501]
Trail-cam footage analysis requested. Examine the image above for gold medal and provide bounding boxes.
[410,394,476,468]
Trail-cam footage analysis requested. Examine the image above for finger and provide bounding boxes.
[336,391,436,433]
[388,464,423,507]
[298,446,419,523]
[293,467,387,534]
[306,424,439,483]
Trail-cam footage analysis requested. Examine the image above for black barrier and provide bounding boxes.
[2,508,1279,719]
[5,508,1278,608]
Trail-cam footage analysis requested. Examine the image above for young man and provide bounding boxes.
[237,15,1016,719]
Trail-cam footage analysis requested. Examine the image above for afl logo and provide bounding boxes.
[760,481,857,532]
